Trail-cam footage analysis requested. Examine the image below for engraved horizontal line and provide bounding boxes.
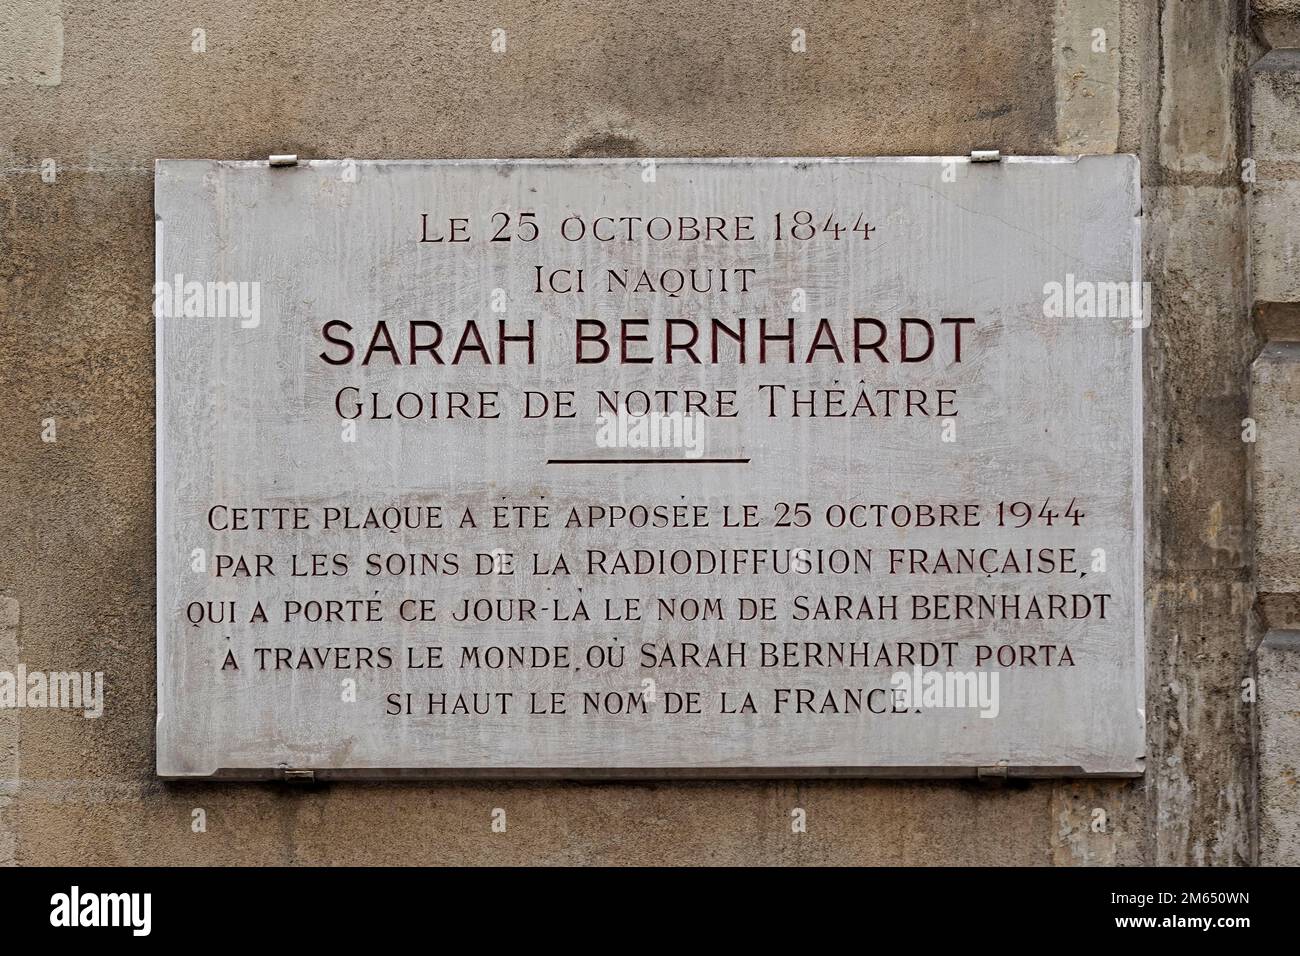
[546,458,750,465]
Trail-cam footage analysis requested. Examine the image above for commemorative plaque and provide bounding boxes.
[156,156,1144,778]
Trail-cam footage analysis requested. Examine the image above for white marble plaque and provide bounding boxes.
[155,157,1144,778]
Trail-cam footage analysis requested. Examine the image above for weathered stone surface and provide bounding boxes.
[1254,303,1300,344]
[1145,576,1253,865]
[0,0,62,86]
[1053,0,1121,154]
[1251,344,1300,624]
[0,1,1056,164]
[0,597,17,867]
[1252,1,1300,50]
[1050,781,1122,865]
[1139,7,1256,856]
[1252,180,1300,306]
[1158,1,1241,176]
[1248,21,1300,865]
[1251,51,1300,166]
[1145,186,1250,574]
[1250,54,1300,312]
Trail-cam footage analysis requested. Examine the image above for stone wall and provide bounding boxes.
[1251,2,1300,868]
[0,0,1286,865]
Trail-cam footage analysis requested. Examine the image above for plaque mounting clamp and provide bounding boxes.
[969,149,1002,163]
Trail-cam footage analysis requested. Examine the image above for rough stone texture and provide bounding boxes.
[1255,0,1300,14]
[1146,186,1251,574]
[0,1,1056,164]
[1158,1,1239,176]
[0,0,63,86]
[0,0,1267,865]
[1258,631,1300,864]
[1054,0,1122,153]
[1248,16,1300,862]
[1251,345,1300,623]
[1253,0,1300,49]
[1050,781,1123,865]
[0,598,17,867]
[1140,0,1255,866]
[1250,178,1300,306]
[1251,54,1300,311]
[1252,51,1300,163]
[1145,579,1254,863]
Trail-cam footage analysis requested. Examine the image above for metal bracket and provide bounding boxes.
[278,766,316,782]
[969,149,1002,163]
[268,154,299,168]
[976,764,1009,780]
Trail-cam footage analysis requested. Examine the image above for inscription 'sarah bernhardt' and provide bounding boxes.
[317,315,976,367]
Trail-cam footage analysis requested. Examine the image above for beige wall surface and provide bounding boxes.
[0,0,1269,865]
